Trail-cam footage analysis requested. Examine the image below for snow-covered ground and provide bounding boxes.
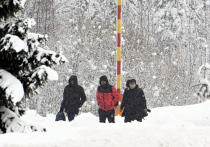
[0,101,210,147]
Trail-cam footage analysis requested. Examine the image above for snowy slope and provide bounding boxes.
[0,101,210,147]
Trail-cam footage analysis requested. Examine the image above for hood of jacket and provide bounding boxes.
[69,75,78,87]
[99,75,109,85]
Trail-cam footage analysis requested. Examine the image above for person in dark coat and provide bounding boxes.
[120,79,147,123]
[96,75,120,123]
[60,75,86,121]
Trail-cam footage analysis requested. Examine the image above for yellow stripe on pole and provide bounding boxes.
[116,0,122,116]
[117,20,121,34]
[117,47,121,61]
[118,0,122,5]
[117,0,121,92]
[117,75,121,89]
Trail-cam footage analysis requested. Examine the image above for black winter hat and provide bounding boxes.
[130,79,136,84]
[99,75,109,85]
[69,75,78,85]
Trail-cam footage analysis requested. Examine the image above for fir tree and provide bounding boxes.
[0,0,67,133]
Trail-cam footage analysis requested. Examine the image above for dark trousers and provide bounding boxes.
[125,114,142,123]
[98,108,115,123]
[67,113,75,121]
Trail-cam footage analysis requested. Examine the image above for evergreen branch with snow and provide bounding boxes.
[0,0,67,133]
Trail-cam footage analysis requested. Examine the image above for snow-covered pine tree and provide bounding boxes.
[0,0,67,133]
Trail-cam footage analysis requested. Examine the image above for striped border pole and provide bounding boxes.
[115,0,123,116]
[117,0,121,94]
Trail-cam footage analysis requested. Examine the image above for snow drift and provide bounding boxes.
[0,101,210,147]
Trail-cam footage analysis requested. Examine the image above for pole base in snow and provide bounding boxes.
[115,105,123,116]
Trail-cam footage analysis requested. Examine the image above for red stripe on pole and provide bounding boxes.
[117,61,121,75]
[118,6,121,19]
[117,33,121,47]
[117,89,121,93]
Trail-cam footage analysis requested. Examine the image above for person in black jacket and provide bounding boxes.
[60,75,86,121]
[120,79,147,123]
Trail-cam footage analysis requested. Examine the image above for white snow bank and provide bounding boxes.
[0,101,210,147]
[0,69,24,104]
[0,107,45,133]
[0,34,28,53]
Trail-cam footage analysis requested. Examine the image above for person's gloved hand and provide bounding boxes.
[147,109,151,113]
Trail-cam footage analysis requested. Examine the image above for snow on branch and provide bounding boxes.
[27,33,47,48]
[0,0,27,20]
[13,0,27,9]
[32,65,59,81]
[0,69,24,104]
[1,19,36,39]
[35,47,68,65]
[0,34,28,53]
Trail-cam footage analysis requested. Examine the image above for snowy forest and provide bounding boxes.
[20,0,210,116]
[0,0,210,145]
[0,0,210,128]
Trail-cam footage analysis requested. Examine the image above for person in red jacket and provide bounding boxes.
[96,75,120,123]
